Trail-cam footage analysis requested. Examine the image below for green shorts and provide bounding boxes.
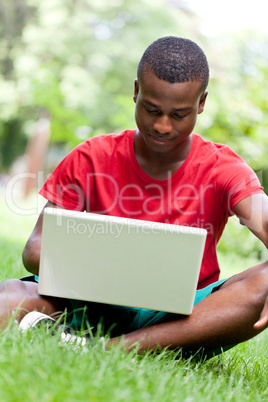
[21,275,231,359]
[69,278,228,335]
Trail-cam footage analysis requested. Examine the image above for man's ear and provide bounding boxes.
[198,90,208,114]
[133,79,139,103]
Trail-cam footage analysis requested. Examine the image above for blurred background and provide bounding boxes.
[0,0,267,276]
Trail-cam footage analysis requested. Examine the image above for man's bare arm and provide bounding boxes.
[234,193,268,248]
[234,193,268,329]
[22,201,62,276]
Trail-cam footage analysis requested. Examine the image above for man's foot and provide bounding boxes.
[19,311,105,350]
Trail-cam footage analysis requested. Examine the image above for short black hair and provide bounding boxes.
[137,36,209,91]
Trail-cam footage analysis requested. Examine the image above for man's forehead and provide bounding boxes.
[138,73,204,99]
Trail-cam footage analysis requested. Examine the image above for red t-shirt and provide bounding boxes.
[40,130,263,289]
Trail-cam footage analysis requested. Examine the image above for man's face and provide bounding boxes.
[133,71,207,154]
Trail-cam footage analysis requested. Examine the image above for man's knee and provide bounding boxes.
[0,279,40,321]
[0,279,28,325]
[0,279,38,299]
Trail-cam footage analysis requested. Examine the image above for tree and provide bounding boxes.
[0,0,200,171]
[196,31,268,172]
[1,0,267,180]
[0,0,37,170]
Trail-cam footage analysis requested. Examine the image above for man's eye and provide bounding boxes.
[173,114,184,119]
[145,108,159,115]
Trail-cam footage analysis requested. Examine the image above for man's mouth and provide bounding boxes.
[148,134,172,143]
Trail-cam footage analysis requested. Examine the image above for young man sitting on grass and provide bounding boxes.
[1,36,268,359]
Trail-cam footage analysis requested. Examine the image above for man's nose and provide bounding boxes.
[153,115,173,134]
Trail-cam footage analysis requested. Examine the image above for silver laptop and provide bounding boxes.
[38,208,207,315]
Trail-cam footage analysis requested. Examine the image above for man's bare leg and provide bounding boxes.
[108,261,268,353]
[1,262,268,356]
[0,279,65,328]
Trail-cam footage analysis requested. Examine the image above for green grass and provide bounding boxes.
[1,193,268,401]
[0,326,268,401]
[0,195,40,280]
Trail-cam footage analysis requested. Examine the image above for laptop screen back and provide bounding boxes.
[38,208,207,315]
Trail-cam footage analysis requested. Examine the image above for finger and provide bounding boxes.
[254,315,268,330]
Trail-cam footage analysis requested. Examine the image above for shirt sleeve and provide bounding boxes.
[215,146,264,214]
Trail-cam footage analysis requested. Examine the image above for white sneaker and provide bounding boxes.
[19,311,105,350]
[19,311,56,332]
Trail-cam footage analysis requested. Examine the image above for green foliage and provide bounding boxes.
[0,119,27,170]
[0,0,36,80]
[0,1,268,179]
[217,216,268,278]
[218,216,266,259]
[0,0,201,167]
[196,31,268,172]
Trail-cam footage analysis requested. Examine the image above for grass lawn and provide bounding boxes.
[0,192,268,401]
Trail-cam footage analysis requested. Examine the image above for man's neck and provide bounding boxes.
[134,131,193,180]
